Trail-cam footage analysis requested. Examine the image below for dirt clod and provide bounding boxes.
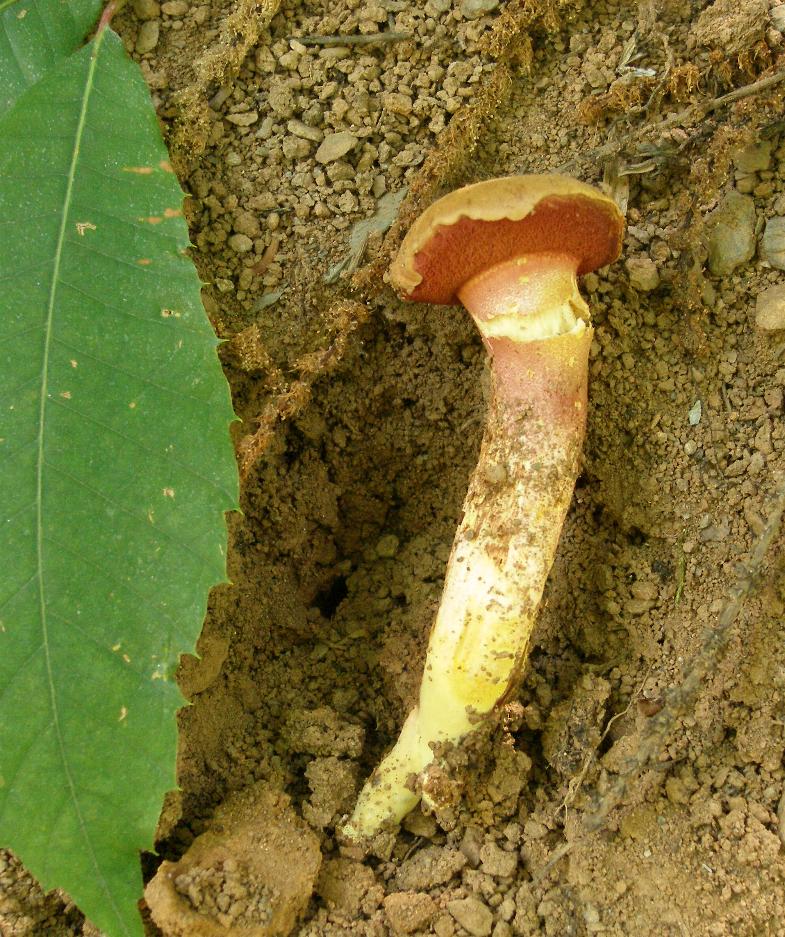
[383,892,438,935]
[145,784,320,936]
[446,896,493,937]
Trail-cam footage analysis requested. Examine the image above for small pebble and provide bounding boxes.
[315,132,358,164]
[161,0,189,13]
[228,234,253,253]
[279,50,299,70]
[733,141,772,173]
[382,92,414,116]
[287,119,324,143]
[523,818,547,839]
[135,20,160,53]
[402,810,438,839]
[376,534,400,558]
[706,191,756,276]
[460,0,501,17]
[625,256,660,291]
[383,893,438,935]
[699,522,729,542]
[282,137,311,160]
[460,827,483,867]
[133,0,160,18]
[434,916,455,937]
[748,451,765,476]
[761,217,785,270]
[233,212,261,238]
[479,842,517,878]
[583,904,601,926]
[630,581,658,602]
[583,63,608,89]
[226,111,259,127]
[735,174,756,194]
[624,598,655,615]
[755,284,785,331]
[665,776,691,805]
[447,897,493,937]
[499,897,516,921]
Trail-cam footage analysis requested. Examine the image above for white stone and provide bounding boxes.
[315,132,358,164]
[761,217,785,270]
[707,191,756,276]
[460,0,500,17]
[228,234,253,253]
[755,284,785,331]
[625,256,660,291]
[135,20,160,53]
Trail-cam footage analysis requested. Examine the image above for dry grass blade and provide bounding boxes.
[558,66,785,173]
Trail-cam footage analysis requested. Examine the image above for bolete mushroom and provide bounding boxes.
[344,174,624,840]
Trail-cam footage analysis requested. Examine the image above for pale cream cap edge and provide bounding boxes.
[388,174,624,297]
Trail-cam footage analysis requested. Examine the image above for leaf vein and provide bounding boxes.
[35,26,120,926]
[46,395,229,492]
[56,277,209,337]
[42,532,187,636]
[52,334,220,405]
[43,458,217,569]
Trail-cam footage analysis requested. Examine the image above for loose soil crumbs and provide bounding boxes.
[3,0,785,935]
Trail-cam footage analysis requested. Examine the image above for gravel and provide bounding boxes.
[315,131,359,164]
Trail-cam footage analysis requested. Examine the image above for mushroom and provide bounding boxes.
[344,174,624,840]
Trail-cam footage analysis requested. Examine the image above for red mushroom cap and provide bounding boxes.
[389,174,624,305]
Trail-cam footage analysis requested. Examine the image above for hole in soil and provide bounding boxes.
[652,558,674,581]
[626,526,648,546]
[597,729,615,758]
[313,574,348,618]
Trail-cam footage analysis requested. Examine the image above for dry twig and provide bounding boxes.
[536,475,785,880]
[297,32,410,46]
[584,475,785,832]
[558,67,785,172]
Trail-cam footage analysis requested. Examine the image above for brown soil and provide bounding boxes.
[3,0,785,935]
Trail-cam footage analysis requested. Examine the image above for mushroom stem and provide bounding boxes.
[344,253,592,839]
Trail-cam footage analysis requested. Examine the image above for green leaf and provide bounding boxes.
[0,0,103,116]
[0,24,238,937]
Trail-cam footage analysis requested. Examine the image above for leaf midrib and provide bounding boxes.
[34,26,127,933]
